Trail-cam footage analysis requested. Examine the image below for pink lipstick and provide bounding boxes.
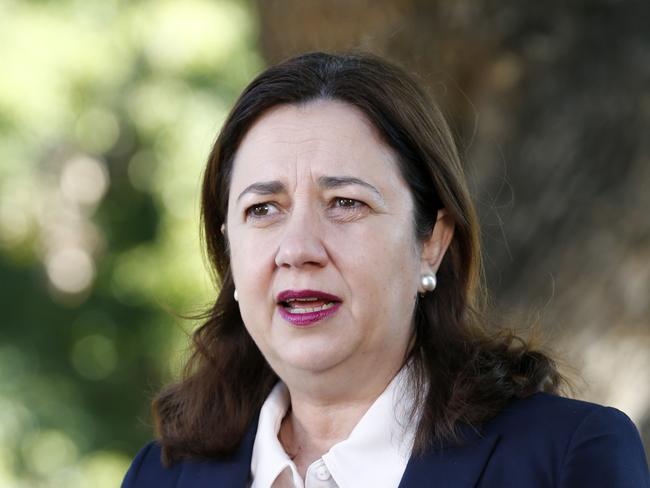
[276,289,342,327]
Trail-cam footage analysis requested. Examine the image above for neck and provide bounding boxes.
[278,360,404,478]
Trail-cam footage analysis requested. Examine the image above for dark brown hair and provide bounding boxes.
[153,51,563,465]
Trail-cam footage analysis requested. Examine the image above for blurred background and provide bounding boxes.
[1,0,648,485]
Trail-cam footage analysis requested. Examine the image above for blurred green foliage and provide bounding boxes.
[0,0,261,485]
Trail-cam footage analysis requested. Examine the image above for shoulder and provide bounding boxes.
[121,441,183,488]
[482,393,650,487]
[487,392,628,433]
[488,392,644,443]
[121,432,257,487]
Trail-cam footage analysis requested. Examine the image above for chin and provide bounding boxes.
[273,340,352,375]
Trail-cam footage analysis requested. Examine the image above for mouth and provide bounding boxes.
[276,289,342,326]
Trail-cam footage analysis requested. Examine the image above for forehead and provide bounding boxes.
[229,100,404,188]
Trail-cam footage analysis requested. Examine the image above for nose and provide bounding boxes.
[274,205,328,269]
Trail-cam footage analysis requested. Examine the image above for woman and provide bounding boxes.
[122,52,650,487]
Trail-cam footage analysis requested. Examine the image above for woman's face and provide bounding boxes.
[226,100,441,382]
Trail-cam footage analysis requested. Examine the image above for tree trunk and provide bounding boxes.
[256,0,650,450]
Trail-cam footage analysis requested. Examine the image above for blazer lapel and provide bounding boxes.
[398,432,500,488]
[176,416,260,488]
[169,415,499,488]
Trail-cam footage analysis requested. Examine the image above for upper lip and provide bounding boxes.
[276,289,342,304]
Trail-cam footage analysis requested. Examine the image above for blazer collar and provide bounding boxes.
[398,429,501,488]
[173,417,499,488]
[176,414,260,488]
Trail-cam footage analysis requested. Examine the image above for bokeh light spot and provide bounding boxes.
[46,247,96,294]
[71,334,118,381]
[74,107,120,154]
[22,429,79,476]
[60,154,109,208]
[128,150,158,192]
[138,0,249,73]
[80,450,131,488]
[0,177,37,251]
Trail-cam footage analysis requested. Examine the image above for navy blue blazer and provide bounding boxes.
[122,393,650,487]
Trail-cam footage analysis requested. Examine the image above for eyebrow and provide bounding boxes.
[236,176,384,204]
[236,180,286,203]
[317,176,384,203]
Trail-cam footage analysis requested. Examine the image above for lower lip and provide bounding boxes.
[278,302,342,327]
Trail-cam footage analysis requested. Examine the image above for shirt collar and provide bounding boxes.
[250,381,301,487]
[249,364,417,488]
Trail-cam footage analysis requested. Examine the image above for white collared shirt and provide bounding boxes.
[249,365,417,488]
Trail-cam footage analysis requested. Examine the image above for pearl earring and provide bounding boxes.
[421,273,436,292]
[234,289,239,302]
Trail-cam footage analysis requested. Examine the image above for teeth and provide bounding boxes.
[286,302,336,314]
[286,297,319,302]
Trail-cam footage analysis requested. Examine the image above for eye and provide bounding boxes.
[245,202,279,219]
[327,197,370,222]
[333,197,364,209]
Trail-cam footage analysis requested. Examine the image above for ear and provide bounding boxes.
[420,209,455,275]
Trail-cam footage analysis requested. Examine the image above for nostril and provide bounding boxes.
[274,240,328,268]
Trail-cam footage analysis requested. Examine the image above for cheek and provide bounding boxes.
[228,231,279,335]
[229,228,276,282]
[341,216,418,270]
[329,219,419,308]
